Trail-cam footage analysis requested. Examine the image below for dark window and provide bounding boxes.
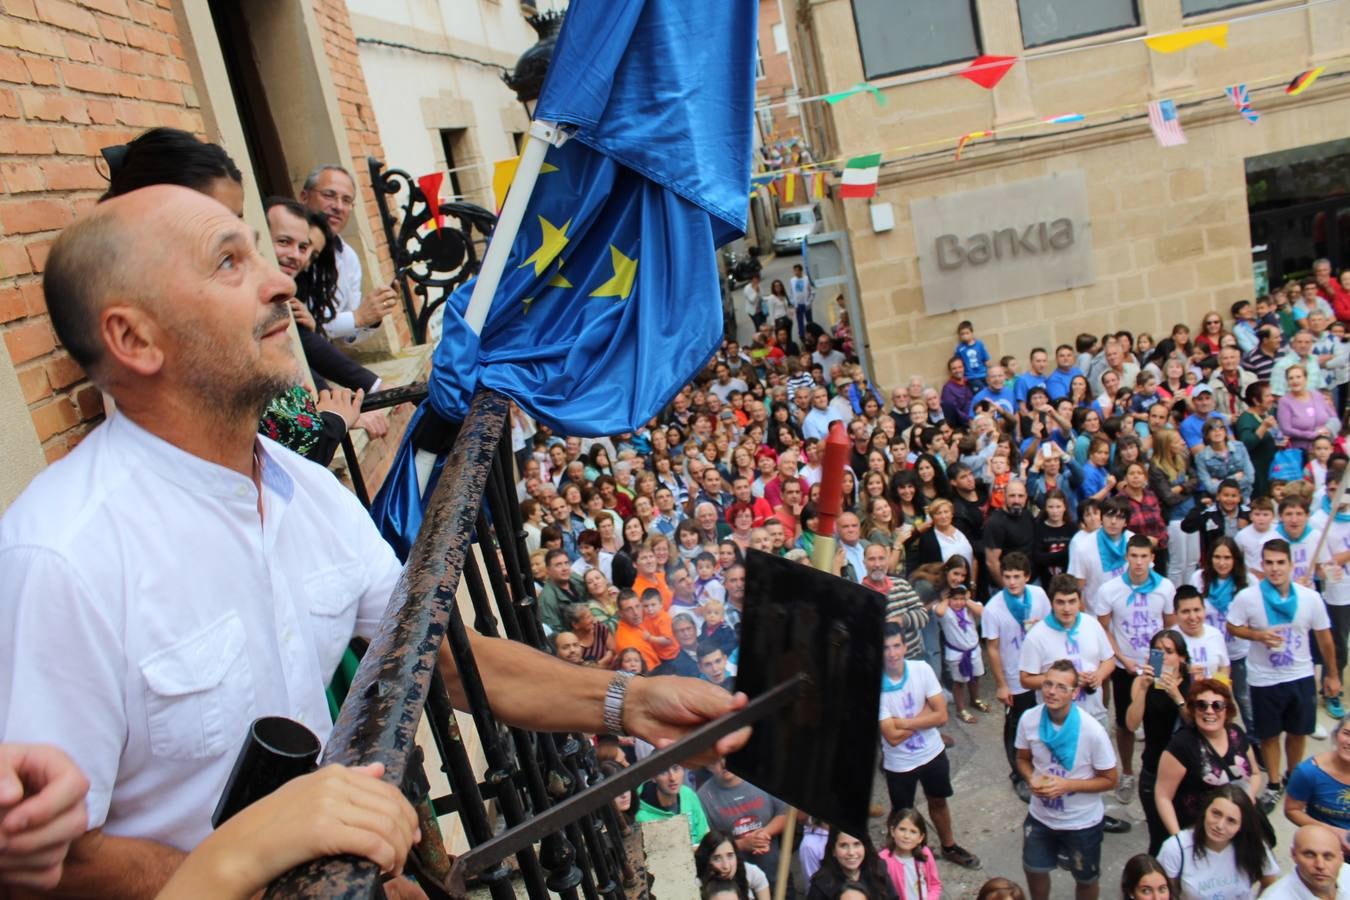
[849,0,980,80]
[438,128,466,198]
[1018,0,1139,48]
[1182,0,1259,14]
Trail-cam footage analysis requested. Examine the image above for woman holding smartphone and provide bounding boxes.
[1125,629,1193,854]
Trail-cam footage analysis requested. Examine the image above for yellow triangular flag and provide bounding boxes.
[1144,23,1228,53]
[491,148,559,213]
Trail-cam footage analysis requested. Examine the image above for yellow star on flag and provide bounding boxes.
[547,259,572,289]
[590,244,638,300]
[518,215,572,276]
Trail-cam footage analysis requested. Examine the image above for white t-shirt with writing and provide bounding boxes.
[1020,615,1114,722]
[1068,529,1133,616]
[1235,524,1278,574]
[1283,528,1319,583]
[1181,624,1231,679]
[1015,705,1117,831]
[878,660,945,774]
[1318,518,1350,607]
[981,586,1052,696]
[1096,574,1177,668]
[1227,582,1331,687]
[1157,829,1278,900]
[1190,570,1258,662]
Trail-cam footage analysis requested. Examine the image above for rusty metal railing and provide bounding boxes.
[269,389,635,899]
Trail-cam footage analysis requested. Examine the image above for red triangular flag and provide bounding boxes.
[958,55,1017,90]
[417,172,445,233]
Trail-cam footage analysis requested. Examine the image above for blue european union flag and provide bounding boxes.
[370,0,757,557]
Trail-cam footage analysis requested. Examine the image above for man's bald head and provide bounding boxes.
[44,200,155,379]
[1292,823,1344,892]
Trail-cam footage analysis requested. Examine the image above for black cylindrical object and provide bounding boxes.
[211,716,321,828]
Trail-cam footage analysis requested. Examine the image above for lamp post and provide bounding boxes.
[503,10,565,117]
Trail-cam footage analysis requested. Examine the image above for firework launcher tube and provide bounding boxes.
[809,420,851,573]
[777,422,850,900]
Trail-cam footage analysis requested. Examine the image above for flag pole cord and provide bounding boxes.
[463,119,567,335]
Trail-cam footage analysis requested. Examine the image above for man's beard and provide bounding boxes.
[171,310,301,422]
[1005,503,1024,516]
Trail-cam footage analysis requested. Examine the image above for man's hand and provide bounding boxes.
[1326,675,1343,700]
[1078,669,1100,691]
[622,676,749,768]
[0,743,89,889]
[736,830,772,855]
[1257,629,1285,649]
[355,411,390,438]
[996,684,1013,708]
[1030,774,1071,800]
[354,285,399,328]
[288,298,316,332]
[316,387,364,431]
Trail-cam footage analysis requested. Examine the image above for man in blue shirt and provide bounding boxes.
[1178,383,1227,452]
[1015,348,1050,413]
[1044,344,1084,402]
[969,365,1017,419]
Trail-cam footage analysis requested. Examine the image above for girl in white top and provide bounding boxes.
[1174,585,1231,681]
[1156,784,1279,899]
[696,831,771,900]
[935,584,986,724]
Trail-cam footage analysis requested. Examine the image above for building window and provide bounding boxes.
[1181,0,1259,14]
[772,22,788,54]
[756,41,765,79]
[438,128,467,198]
[850,0,981,80]
[1018,0,1139,48]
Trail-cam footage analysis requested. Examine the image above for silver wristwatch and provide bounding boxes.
[603,670,635,735]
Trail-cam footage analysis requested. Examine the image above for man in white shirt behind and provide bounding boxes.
[1015,658,1119,900]
[0,186,747,897]
[1227,539,1341,803]
[1262,824,1350,899]
[1068,497,1134,616]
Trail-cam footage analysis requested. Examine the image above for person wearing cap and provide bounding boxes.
[1178,383,1228,453]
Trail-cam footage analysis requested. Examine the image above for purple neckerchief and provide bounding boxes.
[955,607,975,678]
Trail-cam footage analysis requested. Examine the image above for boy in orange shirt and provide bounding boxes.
[641,588,680,661]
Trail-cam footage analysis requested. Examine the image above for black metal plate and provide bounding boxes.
[730,549,883,838]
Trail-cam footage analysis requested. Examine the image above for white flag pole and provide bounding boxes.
[415,118,565,494]
[463,119,565,334]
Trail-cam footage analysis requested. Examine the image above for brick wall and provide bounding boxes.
[0,0,202,461]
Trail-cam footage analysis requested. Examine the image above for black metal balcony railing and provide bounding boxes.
[368,156,497,346]
[271,390,637,899]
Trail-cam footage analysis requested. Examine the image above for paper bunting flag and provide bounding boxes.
[491,151,559,212]
[417,172,445,233]
[1144,23,1228,53]
[1147,99,1187,147]
[839,153,881,199]
[810,171,827,200]
[1286,67,1324,96]
[958,55,1017,90]
[779,173,799,204]
[1042,113,1085,124]
[1224,84,1259,123]
[824,82,887,106]
[954,130,993,161]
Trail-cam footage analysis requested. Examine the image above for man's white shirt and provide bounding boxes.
[1227,582,1330,687]
[1019,615,1114,724]
[981,586,1051,696]
[1015,705,1116,830]
[1096,574,1176,668]
[1067,529,1133,616]
[0,413,401,850]
[328,237,367,341]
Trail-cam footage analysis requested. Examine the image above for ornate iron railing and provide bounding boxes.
[368,157,497,345]
[269,390,639,899]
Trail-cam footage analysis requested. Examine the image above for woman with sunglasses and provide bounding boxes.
[1195,312,1228,358]
[1153,680,1265,841]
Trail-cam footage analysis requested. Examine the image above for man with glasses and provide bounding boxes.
[299,164,398,341]
[1227,540,1340,808]
[1015,658,1120,900]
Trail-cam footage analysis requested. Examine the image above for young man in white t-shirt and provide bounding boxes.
[878,623,981,869]
[1236,497,1279,578]
[1015,658,1120,900]
[1173,585,1231,680]
[1279,497,1321,585]
[1019,574,1130,836]
[1317,497,1350,720]
[1227,539,1341,802]
[1095,536,1177,806]
[1068,497,1133,616]
[982,552,1051,801]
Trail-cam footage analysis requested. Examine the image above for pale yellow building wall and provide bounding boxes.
[0,339,45,513]
[798,0,1350,388]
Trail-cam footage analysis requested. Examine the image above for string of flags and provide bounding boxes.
[1225,84,1259,124]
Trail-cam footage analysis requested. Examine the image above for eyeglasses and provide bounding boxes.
[317,188,355,208]
[1042,681,1076,693]
[1191,699,1228,713]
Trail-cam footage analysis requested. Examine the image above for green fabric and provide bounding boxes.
[259,384,323,455]
[325,646,362,723]
[635,785,710,846]
[537,575,585,632]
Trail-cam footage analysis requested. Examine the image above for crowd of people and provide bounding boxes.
[522,267,1350,898]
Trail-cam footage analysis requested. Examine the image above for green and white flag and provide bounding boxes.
[839,153,881,198]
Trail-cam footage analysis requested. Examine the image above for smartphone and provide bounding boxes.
[1148,648,1165,680]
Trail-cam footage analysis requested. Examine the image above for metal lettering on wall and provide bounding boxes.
[911,170,1095,314]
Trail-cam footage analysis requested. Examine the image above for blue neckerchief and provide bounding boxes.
[1045,612,1081,638]
[882,665,909,693]
[1039,703,1082,772]
[1323,495,1350,523]
[1259,579,1298,626]
[1002,588,1029,628]
[1277,523,1307,545]
[1122,568,1164,603]
[1206,576,1236,615]
[1097,529,1127,571]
